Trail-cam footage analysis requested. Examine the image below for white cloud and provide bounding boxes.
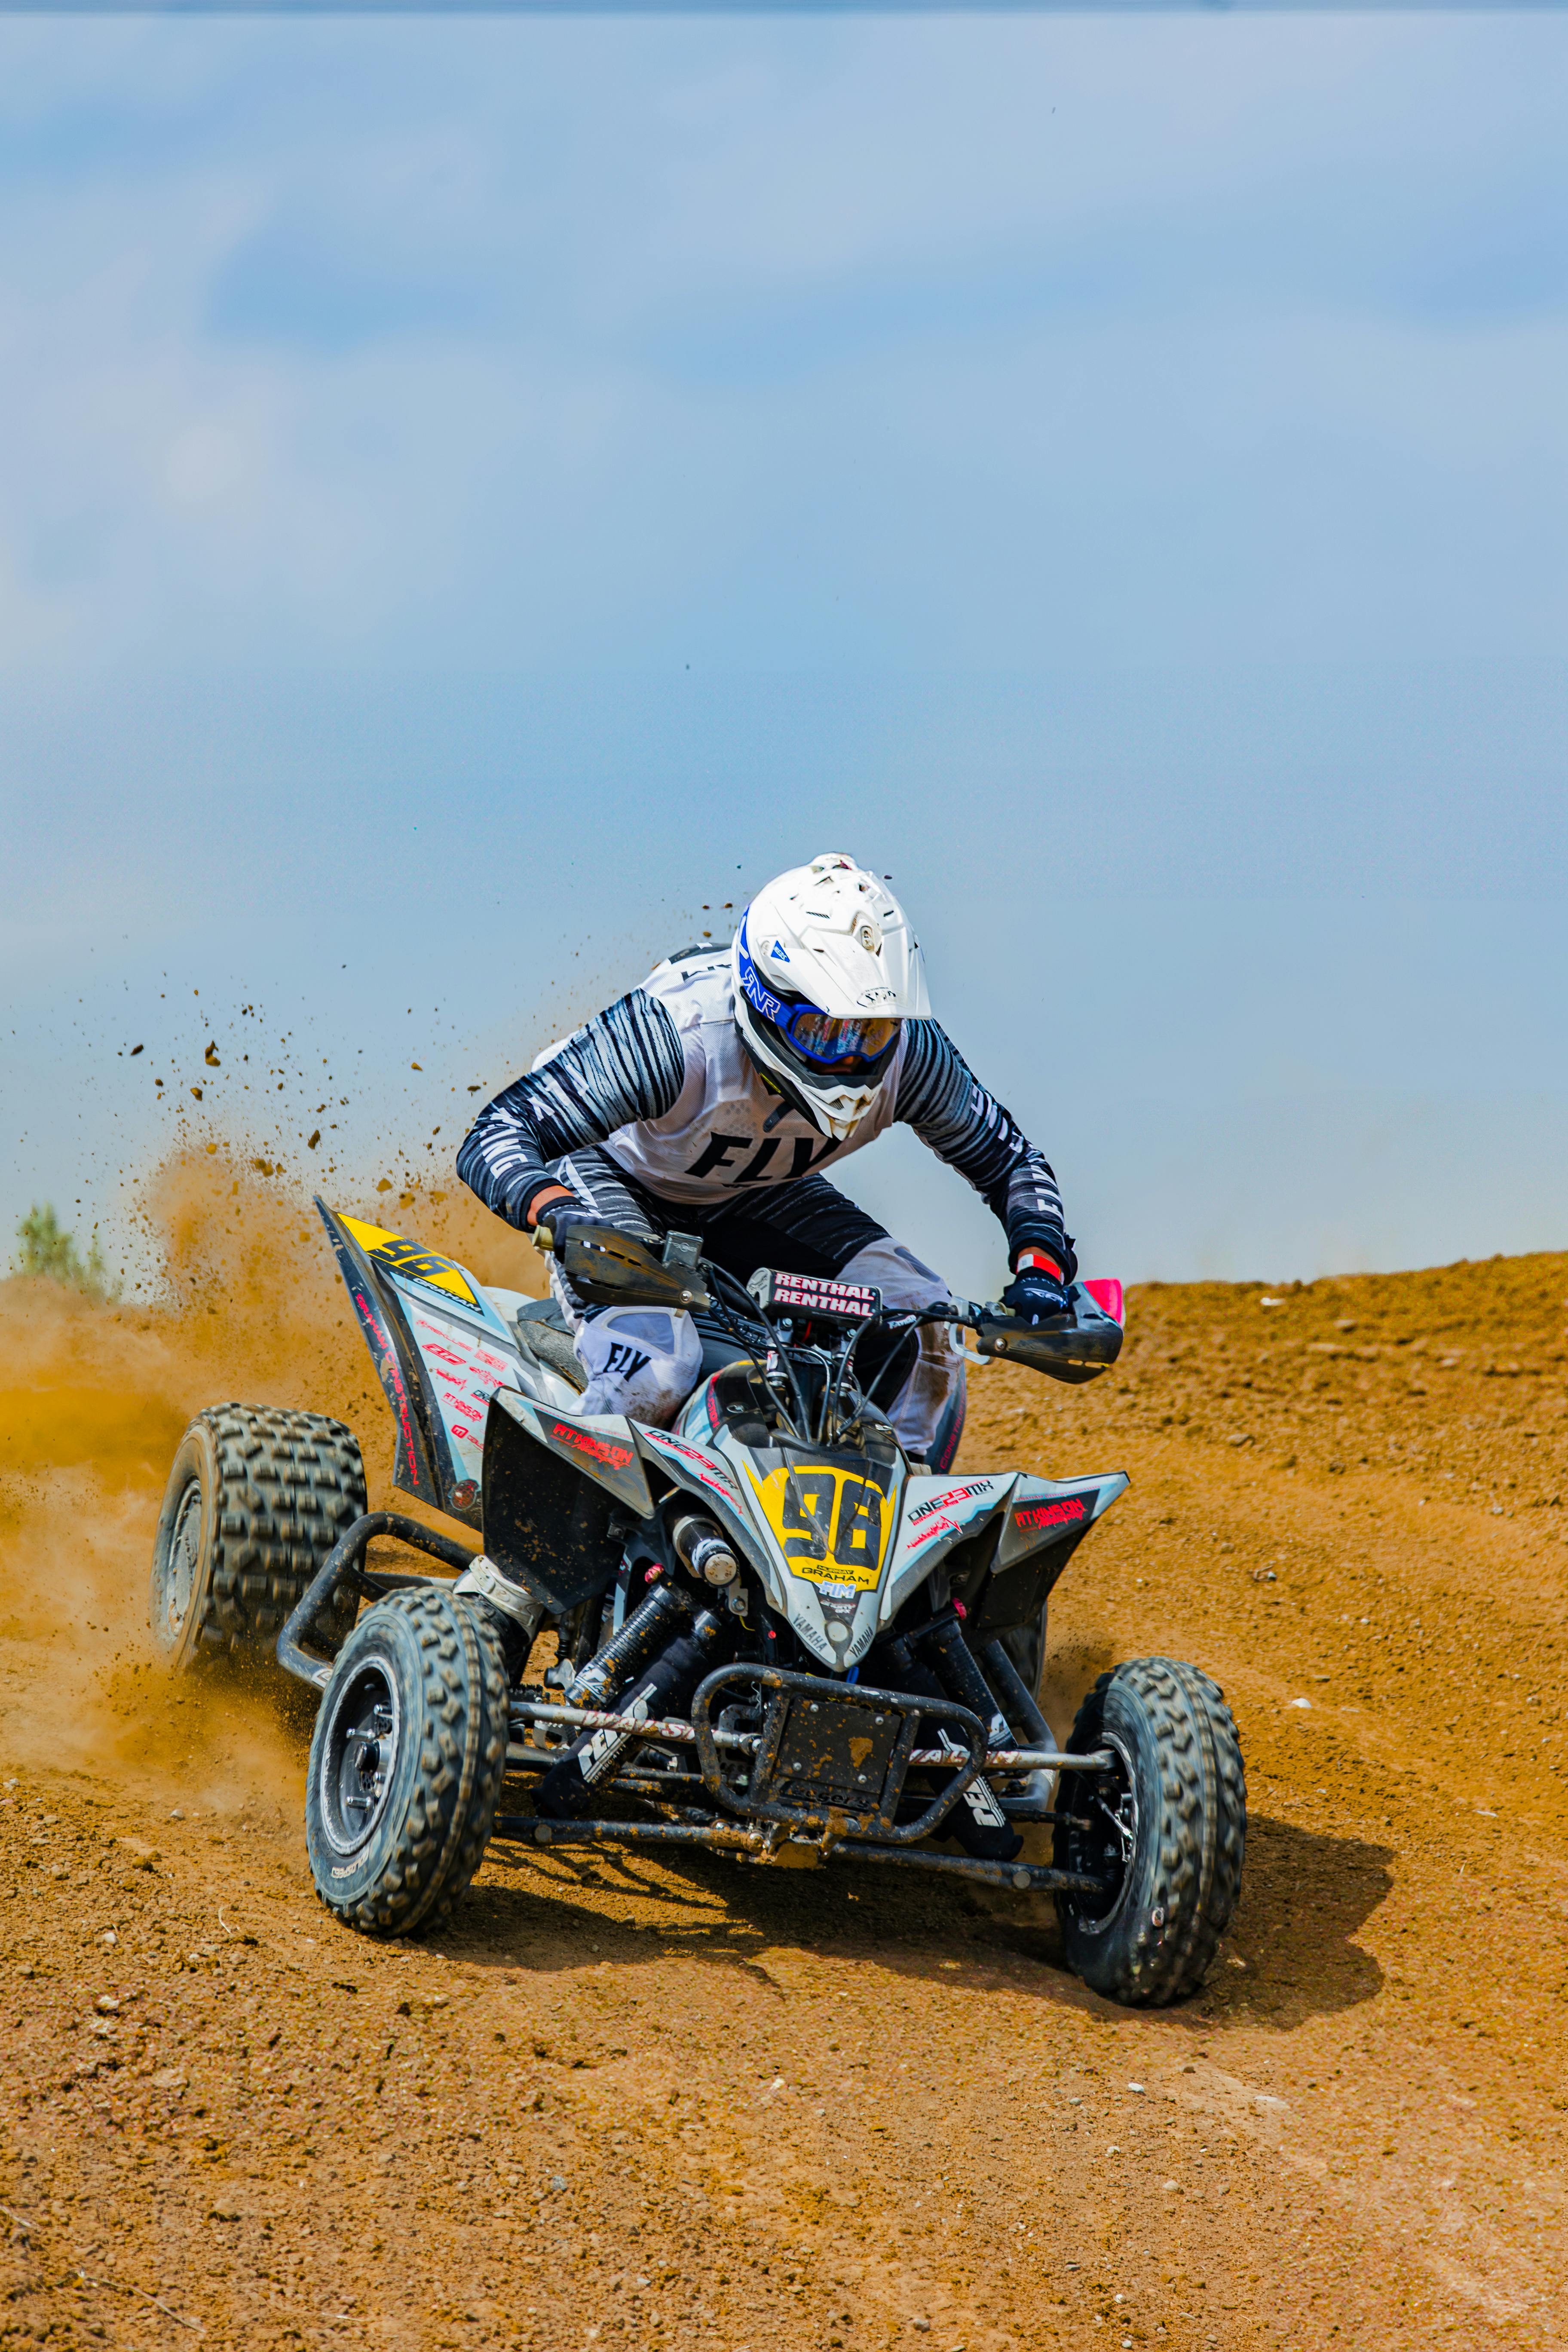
[0,16,1562,680]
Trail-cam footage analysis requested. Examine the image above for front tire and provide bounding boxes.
[149,1405,366,1670]
[1053,1657,1245,2006]
[305,1586,509,1938]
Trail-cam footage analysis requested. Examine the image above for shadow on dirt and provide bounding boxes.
[441,1807,1392,2031]
[1204,1811,1392,2029]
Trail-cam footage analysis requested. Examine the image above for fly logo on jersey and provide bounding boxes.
[684,1130,842,1185]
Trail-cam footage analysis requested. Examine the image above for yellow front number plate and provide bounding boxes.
[747,1461,894,1592]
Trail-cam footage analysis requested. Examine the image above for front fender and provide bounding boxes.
[634,1427,767,1573]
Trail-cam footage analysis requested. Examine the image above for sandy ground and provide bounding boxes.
[4,1190,1567,2352]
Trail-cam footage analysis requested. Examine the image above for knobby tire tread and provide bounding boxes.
[170,1403,367,1665]
[1058,1655,1246,2007]
[322,1587,508,1940]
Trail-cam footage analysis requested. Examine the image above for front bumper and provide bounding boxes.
[496,1661,1119,1897]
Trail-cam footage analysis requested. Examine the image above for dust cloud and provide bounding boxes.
[0,1145,539,1801]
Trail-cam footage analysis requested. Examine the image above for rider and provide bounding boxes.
[456,852,1076,1467]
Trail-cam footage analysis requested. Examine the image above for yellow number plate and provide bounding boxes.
[341,1214,481,1310]
[746,1461,894,1592]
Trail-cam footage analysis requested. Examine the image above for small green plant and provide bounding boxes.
[12,1203,115,1301]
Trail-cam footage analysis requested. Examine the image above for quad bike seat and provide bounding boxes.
[513,1297,586,1388]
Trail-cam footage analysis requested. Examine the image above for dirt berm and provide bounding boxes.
[3,1179,1566,2350]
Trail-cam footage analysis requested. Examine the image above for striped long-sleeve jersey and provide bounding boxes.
[456,945,1073,1274]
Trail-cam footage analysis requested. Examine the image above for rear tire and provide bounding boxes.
[305,1586,509,1938]
[1053,1657,1245,2006]
[149,1405,366,1671]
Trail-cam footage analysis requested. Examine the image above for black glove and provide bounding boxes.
[1001,1266,1074,1326]
[529,1195,593,1250]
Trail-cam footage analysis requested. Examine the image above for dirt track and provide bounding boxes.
[4,1204,1568,2352]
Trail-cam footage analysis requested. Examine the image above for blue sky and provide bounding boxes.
[2,14,1566,1299]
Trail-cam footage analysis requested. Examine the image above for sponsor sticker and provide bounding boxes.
[372,1336,421,1486]
[551,1422,635,1471]
[409,1310,513,1469]
[1014,1493,1090,1534]
[909,1479,995,1522]
[746,1459,895,1593]
[757,1270,879,1321]
[342,1214,483,1310]
[643,1430,738,1501]
[738,938,784,1026]
[910,1514,957,1549]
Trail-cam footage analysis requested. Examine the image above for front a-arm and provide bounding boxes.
[894,1020,1075,1277]
[456,989,687,1231]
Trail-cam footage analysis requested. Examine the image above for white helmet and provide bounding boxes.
[732,853,931,1139]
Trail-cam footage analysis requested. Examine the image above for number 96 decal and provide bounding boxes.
[745,1461,894,1592]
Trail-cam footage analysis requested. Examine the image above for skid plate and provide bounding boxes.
[690,1663,989,1843]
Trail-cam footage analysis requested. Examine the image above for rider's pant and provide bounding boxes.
[544,1147,965,1463]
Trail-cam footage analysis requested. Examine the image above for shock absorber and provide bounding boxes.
[916,1615,1014,1752]
[534,1608,729,1821]
[566,1578,692,1711]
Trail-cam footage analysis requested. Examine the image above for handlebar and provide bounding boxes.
[534,1214,1123,1395]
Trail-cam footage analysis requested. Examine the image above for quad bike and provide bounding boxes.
[149,1200,1245,2006]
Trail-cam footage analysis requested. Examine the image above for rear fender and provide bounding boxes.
[315,1197,527,1531]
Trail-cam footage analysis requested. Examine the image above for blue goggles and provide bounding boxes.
[738,922,900,1070]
